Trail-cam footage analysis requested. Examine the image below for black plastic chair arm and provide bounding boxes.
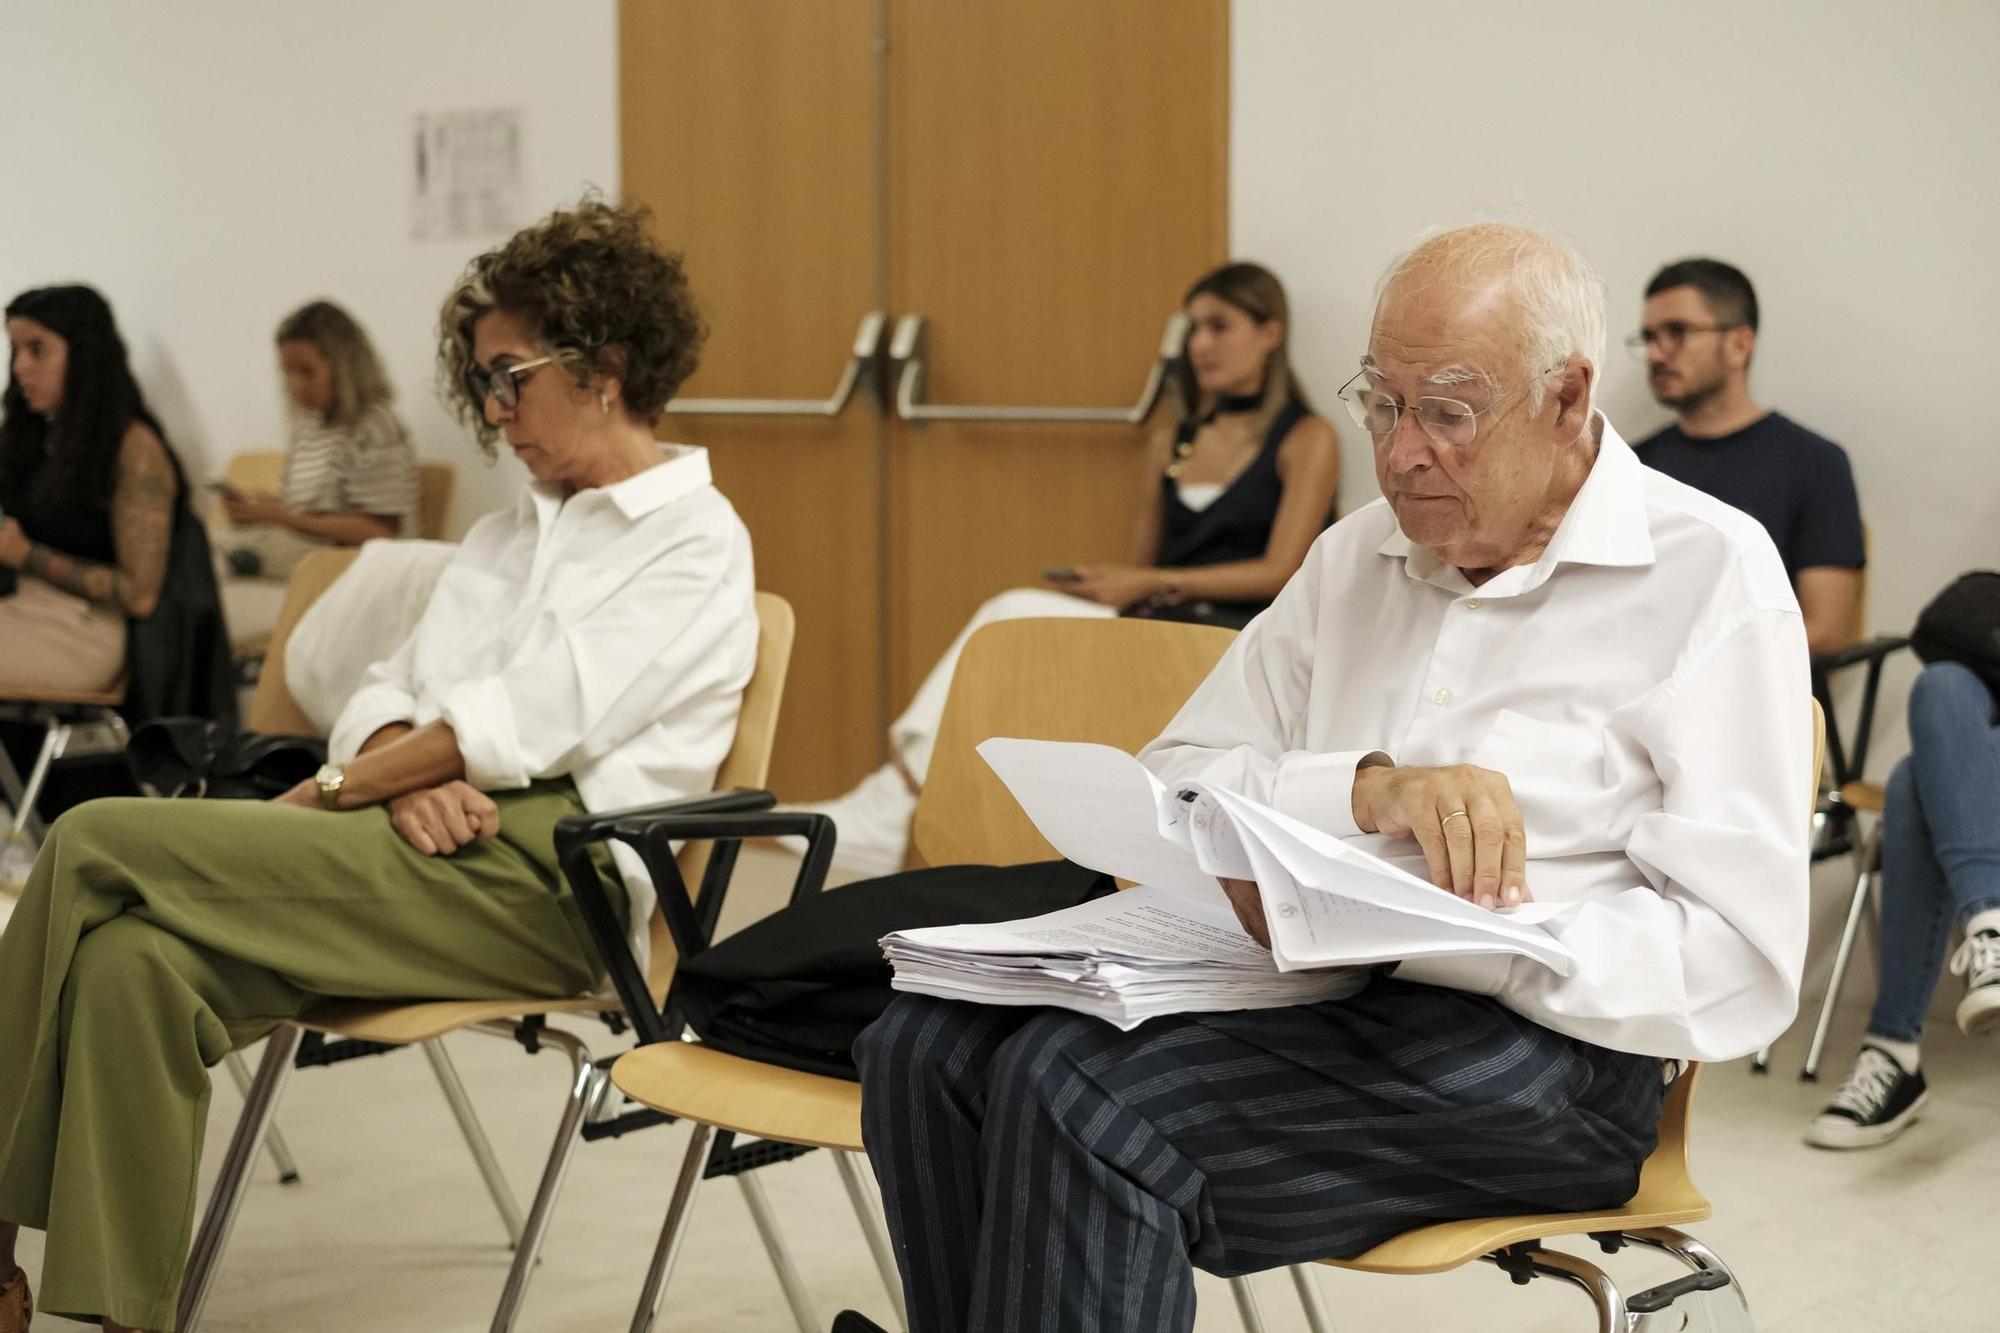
[1810,635,1911,787]
[1811,634,1910,676]
[553,802,839,1047]
[552,788,776,854]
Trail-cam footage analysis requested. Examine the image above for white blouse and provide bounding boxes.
[1140,419,1813,1062]
[329,445,757,971]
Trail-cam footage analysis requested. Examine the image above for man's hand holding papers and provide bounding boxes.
[878,739,1578,1028]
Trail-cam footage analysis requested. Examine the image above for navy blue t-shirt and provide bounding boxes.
[1634,411,1865,580]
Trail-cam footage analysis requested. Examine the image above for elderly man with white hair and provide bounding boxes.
[844,223,1811,1333]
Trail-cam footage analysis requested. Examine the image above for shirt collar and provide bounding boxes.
[1375,414,1655,594]
[520,444,714,523]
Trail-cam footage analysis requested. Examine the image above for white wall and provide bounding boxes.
[0,0,619,533]
[1233,0,2000,773]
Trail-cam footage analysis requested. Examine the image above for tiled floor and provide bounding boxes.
[9,849,1998,1331]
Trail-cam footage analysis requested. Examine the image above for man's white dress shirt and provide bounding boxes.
[330,445,758,972]
[1140,419,1812,1062]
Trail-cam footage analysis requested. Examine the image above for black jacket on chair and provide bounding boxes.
[125,484,236,728]
[675,859,1115,1079]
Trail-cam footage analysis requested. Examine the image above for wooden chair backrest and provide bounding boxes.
[245,548,362,734]
[224,450,456,540]
[912,616,1238,867]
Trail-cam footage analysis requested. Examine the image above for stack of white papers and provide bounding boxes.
[882,739,1576,1028]
[883,885,1370,1030]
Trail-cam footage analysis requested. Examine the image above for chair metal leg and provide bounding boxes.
[6,718,65,841]
[739,1169,820,1333]
[423,1037,527,1248]
[1802,827,1880,1080]
[178,1025,302,1333]
[222,1050,302,1185]
[834,1150,908,1330]
[1288,1264,1336,1333]
[1515,1248,1625,1333]
[1229,1275,1269,1333]
[1627,1227,1753,1333]
[478,1023,605,1333]
[630,1121,718,1333]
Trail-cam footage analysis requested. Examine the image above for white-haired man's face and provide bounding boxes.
[1364,273,1595,576]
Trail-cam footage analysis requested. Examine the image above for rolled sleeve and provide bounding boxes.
[1272,749,1390,839]
[439,676,530,790]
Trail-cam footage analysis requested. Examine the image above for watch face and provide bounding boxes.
[315,764,342,787]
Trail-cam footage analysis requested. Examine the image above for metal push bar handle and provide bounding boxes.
[665,311,887,416]
[892,311,1189,424]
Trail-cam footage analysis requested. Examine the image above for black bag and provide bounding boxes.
[125,718,326,800]
[673,859,1115,1079]
[1911,571,2000,696]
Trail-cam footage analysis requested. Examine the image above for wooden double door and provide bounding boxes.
[621,0,1228,798]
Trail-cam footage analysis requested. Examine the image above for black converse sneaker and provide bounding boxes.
[1951,929,2000,1036]
[1805,1044,1928,1150]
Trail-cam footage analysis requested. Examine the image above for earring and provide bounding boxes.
[599,393,612,415]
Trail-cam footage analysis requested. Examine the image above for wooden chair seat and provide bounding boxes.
[1323,1069,1708,1276]
[298,912,679,1045]
[612,1043,864,1153]
[0,682,126,710]
[1840,779,1885,814]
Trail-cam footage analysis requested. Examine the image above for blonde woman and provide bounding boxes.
[217,301,420,581]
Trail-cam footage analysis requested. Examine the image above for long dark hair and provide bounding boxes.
[1,285,165,514]
[1171,262,1312,436]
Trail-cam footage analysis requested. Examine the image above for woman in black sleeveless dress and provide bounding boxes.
[801,261,1340,873]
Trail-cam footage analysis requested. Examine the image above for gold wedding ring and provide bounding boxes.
[1441,810,1470,826]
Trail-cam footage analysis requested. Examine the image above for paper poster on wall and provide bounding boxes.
[412,108,524,240]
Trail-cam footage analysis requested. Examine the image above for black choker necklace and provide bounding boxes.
[1204,391,1262,422]
[1169,392,1265,478]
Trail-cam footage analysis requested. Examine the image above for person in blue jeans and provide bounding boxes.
[1808,661,2000,1149]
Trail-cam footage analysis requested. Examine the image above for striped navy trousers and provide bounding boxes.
[855,976,1666,1333]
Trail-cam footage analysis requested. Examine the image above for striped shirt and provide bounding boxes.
[281,402,419,524]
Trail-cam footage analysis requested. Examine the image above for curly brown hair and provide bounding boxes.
[436,195,705,453]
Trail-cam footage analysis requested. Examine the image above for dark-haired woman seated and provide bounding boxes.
[0,287,187,699]
[0,199,756,1333]
[801,261,1340,874]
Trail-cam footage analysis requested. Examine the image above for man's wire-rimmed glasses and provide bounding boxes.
[1337,368,1533,449]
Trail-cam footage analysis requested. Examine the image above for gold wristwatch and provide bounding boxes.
[313,763,346,811]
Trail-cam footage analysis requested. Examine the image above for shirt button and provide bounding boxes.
[1434,688,1451,705]
[1465,598,1482,609]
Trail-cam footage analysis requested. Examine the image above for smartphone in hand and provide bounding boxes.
[1042,565,1082,583]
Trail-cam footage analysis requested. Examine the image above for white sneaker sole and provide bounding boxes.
[1958,985,2000,1037]
[1804,1089,1928,1150]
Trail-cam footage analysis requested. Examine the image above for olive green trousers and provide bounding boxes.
[0,783,607,1332]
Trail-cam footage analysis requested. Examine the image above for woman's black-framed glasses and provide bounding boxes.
[465,356,555,411]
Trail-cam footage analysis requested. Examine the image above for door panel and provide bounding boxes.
[620,0,884,799]
[884,0,1229,704]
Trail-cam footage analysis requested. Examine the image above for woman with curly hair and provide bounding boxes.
[0,198,755,1333]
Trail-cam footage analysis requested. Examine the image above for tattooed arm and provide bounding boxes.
[20,424,179,618]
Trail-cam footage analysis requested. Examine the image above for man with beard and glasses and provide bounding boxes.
[1630,259,1864,656]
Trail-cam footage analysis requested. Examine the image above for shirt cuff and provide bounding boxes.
[1272,749,1391,838]
[326,687,418,765]
[438,676,530,790]
[1392,951,1515,996]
